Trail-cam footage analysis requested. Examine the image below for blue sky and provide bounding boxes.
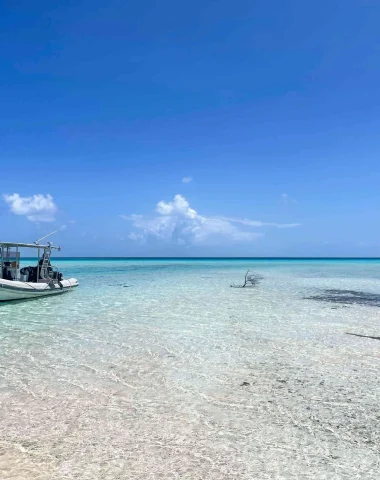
[1,0,380,256]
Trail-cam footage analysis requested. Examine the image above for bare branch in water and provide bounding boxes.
[230,270,262,288]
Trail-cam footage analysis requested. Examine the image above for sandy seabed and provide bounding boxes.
[0,260,379,479]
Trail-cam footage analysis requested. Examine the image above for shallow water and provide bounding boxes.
[0,259,379,479]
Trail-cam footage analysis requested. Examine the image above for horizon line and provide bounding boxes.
[29,256,380,260]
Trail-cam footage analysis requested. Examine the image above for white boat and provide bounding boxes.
[0,236,78,302]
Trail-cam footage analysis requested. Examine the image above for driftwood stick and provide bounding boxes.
[230,270,262,288]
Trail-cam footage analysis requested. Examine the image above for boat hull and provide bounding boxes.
[0,278,78,302]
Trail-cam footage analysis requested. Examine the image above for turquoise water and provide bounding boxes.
[0,259,379,479]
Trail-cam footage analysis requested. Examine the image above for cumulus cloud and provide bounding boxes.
[156,194,198,218]
[121,194,300,246]
[3,193,57,222]
[182,176,193,183]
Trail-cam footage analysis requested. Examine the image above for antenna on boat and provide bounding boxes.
[34,230,59,245]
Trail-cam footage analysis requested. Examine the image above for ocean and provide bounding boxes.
[0,258,379,479]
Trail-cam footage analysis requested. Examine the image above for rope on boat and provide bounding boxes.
[17,279,69,292]
[3,275,75,294]
[22,282,50,291]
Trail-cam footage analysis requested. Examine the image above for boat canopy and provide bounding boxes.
[0,242,61,250]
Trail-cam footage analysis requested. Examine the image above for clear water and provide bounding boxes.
[0,259,379,479]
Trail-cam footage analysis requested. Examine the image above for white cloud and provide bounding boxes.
[182,176,193,183]
[219,216,300,229]
[128,232,146,243]
[156,194,197,218]
[59,225,67,231]
[3,193,57,222]
[121,194,300,246]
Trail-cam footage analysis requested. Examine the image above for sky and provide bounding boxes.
[1,0,380,257]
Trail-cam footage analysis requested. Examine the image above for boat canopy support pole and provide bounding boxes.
[37,248,40,282]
